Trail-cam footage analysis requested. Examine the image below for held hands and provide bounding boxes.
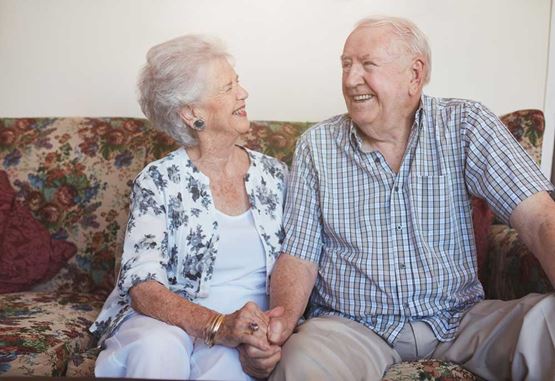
[239,305,290,378]
[214,302,278,351]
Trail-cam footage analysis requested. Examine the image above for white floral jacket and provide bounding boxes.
[90,147,288,345]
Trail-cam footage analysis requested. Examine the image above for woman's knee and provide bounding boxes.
[127,322,192,358]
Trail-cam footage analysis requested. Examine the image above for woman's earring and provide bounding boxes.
[192,119,205,131]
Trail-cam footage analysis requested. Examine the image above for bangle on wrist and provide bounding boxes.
[204,313,225,348]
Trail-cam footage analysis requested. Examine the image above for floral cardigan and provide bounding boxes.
[90,147,288,345]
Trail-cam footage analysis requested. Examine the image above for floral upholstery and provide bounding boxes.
[482,110,553,300]
[0,111,550,378]
[0,291,105,376]
[382,360,484,381]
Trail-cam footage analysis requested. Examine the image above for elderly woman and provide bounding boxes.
[89,35,287,380]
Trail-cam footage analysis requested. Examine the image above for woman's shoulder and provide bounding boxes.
[244,147,288,177]
[135,147,193,184]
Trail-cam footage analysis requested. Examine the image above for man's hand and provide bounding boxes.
[238,343,281,379]
[238,306,286,378]
[267,312,293,346]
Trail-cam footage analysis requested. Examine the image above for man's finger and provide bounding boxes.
[265,305,285,318]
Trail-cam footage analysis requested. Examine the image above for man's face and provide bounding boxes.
[341,25,414,130]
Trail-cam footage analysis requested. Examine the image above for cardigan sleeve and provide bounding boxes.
[116,165,171,298]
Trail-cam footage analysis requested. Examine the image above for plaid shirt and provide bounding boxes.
[282,95,554,344]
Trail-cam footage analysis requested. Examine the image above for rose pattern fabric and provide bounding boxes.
[90,147,288,345]
[382,359,484,381]
[0,291,105,376]
[0,111,550,378]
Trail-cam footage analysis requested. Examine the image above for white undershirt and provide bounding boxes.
[196,209,267,314]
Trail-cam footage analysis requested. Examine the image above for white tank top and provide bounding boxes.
[196,209,268,314]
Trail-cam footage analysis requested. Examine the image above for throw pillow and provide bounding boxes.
[0,170,76,293]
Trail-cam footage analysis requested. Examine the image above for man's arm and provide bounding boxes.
[238,253,318,377]
[268,253,319,344]
[510,191,555,287]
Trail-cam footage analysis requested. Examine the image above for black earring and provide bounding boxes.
[193,119,205,131]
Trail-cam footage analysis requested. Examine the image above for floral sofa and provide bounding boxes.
[0,111,552,379]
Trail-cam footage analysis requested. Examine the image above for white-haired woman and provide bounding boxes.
[90,35,286,380]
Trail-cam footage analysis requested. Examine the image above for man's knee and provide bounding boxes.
[270,332,331,381]
[270,317,396,381]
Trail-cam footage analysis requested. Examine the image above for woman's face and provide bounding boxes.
[195,58,250,138]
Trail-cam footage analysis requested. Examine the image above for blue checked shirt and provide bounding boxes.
[282,95,554,344]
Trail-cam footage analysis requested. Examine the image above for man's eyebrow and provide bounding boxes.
[340,54,371,60]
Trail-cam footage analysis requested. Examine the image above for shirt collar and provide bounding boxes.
[347,94,427,151]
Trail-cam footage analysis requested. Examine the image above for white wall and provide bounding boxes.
[546,1,555,181]
[0,0,552,175]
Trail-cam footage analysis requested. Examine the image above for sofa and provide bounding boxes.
[0,110,552,379]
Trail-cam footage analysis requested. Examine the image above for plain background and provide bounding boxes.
[0,0,554,180]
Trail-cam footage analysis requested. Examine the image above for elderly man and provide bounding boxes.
[239,16,555,381]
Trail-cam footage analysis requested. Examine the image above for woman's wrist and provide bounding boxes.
[204,312,225,347]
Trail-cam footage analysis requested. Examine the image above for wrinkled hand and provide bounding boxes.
[215,302,272,350]
[239,341,281,379]
[239,306,289,378]
[266,307,292,346]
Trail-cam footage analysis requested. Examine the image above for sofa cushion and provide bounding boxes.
[65,347,99,377]
[0,170,76,293]
[0,291,105,376]
[382,359,484,380]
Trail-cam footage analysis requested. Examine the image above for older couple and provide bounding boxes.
[91,16,555,381]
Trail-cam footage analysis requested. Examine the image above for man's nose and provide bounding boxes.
[343,64,364,88]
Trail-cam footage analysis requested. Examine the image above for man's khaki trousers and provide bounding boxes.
[270,293,555,381]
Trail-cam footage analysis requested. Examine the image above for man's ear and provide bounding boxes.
[408,57,425,96]
[178,105,196,127]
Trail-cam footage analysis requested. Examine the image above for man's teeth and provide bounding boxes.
[353,94,373,101]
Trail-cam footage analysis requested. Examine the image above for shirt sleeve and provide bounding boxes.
[281,135,323,264]
[463,103,554,225]
[116,166,170,298]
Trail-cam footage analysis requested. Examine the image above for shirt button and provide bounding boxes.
[400,263,406,269]
[396,225,402,231]
[394,186,399,192]
[374,158,380,163]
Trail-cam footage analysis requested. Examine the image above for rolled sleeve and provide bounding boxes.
[282,136,323,264]
[463,104,554,225]
[117,170,170,297]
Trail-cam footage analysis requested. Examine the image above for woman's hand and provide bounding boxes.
[215,302,278,350]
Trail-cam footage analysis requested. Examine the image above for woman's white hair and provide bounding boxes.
[356,16,432,85]
[137,34,231,146]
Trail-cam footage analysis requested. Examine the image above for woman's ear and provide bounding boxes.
[178,105,196,127]
[408,57,425,96]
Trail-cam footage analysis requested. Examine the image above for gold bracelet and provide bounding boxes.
[204,313,225,348]
[204,314,219,347]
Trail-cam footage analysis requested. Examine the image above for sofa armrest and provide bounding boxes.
[484,224,553,300]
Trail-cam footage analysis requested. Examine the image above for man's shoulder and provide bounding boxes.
[300,114,350,142]
[423,95,488,117]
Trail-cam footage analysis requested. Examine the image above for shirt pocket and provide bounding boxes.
[407,174,454,252]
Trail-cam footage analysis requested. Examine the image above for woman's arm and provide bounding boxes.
[130,280,273,350]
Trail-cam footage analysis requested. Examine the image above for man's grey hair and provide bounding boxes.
[355,16,432,85]
[137,34,231,146]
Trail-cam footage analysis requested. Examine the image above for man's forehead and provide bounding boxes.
[343,26,404,57]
